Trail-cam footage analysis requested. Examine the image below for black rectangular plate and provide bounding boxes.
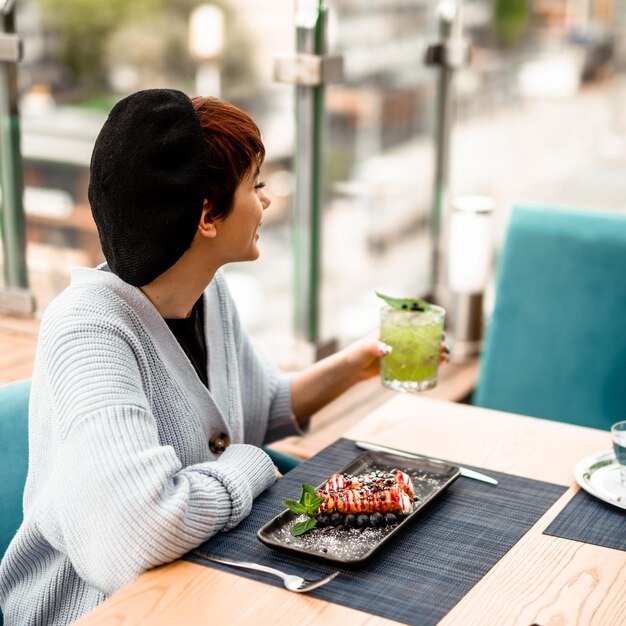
[257,451,461,565]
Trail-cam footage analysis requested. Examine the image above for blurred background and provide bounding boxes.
[1,0,625,366]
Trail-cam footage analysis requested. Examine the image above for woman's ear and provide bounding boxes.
[198,199,217,238]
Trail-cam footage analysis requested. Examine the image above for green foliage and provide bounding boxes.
[282,483,324,536]
[74,94,119,112]
[38,0,254,97]
[40,0,162,89]
[493,0,529,50]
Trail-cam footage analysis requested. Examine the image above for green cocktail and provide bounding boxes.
[380,304,445,392]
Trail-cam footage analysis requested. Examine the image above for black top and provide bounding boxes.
[164,297,208,388]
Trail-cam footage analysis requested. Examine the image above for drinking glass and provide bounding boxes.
[380,304,445,392]
[611,420,626,488]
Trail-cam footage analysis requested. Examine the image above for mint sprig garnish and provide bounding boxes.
[283,483,325,536]
[375,291,432,313]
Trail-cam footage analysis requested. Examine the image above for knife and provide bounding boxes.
[354,440,499,485]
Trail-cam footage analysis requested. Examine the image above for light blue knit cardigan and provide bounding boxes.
[0,266,300,625]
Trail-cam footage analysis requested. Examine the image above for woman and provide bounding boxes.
[0,89,386,625]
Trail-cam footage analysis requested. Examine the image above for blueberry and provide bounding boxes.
[330,512,343,526]
[384,513,398,525]
[344,514,357,528]
[316,513,330,527]
[369,513,384,528]
[356,514,370,528]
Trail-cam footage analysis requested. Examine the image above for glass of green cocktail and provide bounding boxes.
[378,294,445,392]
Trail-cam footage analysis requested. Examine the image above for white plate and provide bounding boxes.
[574,450,626,511]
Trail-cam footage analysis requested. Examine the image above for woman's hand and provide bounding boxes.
[342,335,391,383]
[291,333,450,427]
[342,333,450,382]
[291,334,384,427]
[440,333,450,364]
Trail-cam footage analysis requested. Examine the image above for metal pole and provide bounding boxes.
[0,2,35,314]
[425,0,469,301]
[293,0,325,344]
[274,0,342,357]
[431,9,453,296]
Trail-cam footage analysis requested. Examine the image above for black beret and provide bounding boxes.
[88,89,207,286]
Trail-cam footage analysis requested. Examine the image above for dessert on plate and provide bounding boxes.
[315,469,416,529]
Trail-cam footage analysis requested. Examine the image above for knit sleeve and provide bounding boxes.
[39,313,276,596]
[215,273,304,444]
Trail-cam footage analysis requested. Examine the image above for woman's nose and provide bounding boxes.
[261,190,271,210]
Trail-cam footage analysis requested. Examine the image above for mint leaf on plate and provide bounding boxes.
[301,483,318,500]
[307,496,325,515]
[286,483,324,536]
[282,499,307,515]
[291,517,318,536]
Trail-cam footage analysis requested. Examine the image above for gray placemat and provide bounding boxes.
[543,489,626,551]
[184,438,566,626]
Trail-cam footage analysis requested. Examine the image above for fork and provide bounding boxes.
[192,549,340,593]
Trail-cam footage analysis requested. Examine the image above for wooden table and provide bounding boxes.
[75,396,626,626]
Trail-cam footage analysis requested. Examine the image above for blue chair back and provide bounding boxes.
[263,446,302,474]
[474,205,626,430]
[0,379,31,563]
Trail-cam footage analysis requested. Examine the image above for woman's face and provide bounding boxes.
[215,165,271,263]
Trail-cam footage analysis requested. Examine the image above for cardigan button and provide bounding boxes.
[209,432,230,454]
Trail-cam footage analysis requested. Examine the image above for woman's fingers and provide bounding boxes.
[440,333,450,364]
[377,341,393,356]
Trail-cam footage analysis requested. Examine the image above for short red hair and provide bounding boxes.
[192,96,265,221]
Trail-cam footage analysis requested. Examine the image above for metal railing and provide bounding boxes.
[0,0,35,314]
[275,0,342,356]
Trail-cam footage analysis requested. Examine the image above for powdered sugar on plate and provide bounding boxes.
[258,454,460,564]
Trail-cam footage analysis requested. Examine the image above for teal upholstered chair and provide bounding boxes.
[474,205,626,430]
[263,447,302,474]
[0,380,31,565]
